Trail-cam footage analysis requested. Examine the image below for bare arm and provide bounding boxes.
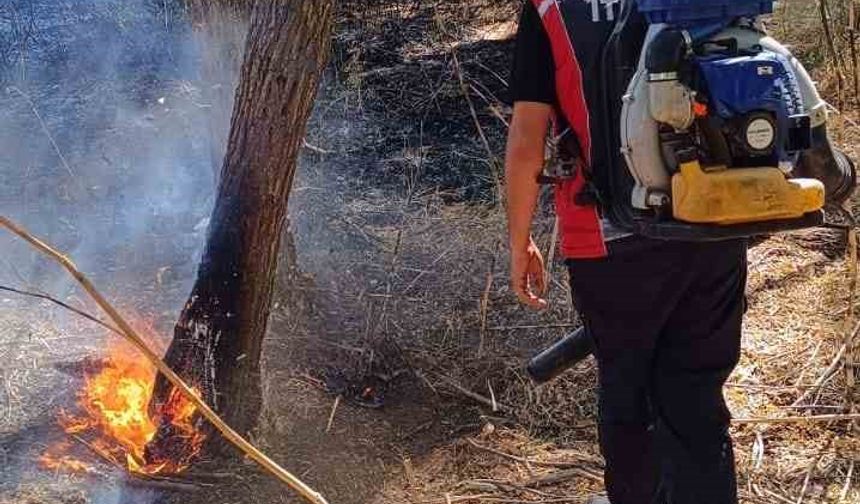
[505,101,553,309]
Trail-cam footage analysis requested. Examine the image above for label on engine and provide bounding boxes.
[746,118,776,151]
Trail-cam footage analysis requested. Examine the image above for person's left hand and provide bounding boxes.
[510,237,548,310]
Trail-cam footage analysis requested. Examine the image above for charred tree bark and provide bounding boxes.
[151,0,334,443]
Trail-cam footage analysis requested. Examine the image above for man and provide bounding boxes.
[505,1,747,503]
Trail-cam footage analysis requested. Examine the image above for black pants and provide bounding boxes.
[568,238,747,504]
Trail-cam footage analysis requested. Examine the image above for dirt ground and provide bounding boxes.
[3,1,860,504]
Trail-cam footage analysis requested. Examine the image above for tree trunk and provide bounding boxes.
[151,0,334,444]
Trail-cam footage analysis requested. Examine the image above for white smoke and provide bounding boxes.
[0,1,244,501]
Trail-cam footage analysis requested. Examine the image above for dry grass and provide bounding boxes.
[3,1,860,504]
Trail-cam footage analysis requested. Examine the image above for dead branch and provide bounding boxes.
[838,459,855,503]
[489,323,579,332]
[0,215,329,504]
[325,395,340,433]
[72,434,204,492]
[524,469,583,488]
[466,439,603,482]
[795,439,832,504]
[478,256,495,356]
[791,339,852,407]
[123,475,202,493]
[0,284,122,336]
[8,87,76,179]
[427,372,510,412]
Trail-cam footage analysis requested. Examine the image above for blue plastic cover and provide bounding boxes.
[697,52,803,119]
[636,0,773,24]
[698,51,804,160]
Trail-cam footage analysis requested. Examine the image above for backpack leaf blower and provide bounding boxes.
[527,0,857,384]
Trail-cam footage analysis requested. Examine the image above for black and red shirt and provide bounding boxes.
[509,0,631,258]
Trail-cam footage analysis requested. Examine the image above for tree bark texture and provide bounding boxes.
[153,0,334,440]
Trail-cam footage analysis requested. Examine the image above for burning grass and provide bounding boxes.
[40,343,205,477]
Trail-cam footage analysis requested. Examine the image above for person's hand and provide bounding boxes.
[510,238,548,310]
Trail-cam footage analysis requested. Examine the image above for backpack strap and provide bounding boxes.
[529,0,593,168]
[528,0,609,259]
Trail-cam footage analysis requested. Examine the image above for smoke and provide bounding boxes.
[0,0,245,500]
[0,0,243,317]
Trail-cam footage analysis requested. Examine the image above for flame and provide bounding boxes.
[41,343,206,476]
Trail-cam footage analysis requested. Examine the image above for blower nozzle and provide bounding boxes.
[526,327,596,385]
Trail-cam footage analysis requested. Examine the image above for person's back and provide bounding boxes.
[505,1,747,502]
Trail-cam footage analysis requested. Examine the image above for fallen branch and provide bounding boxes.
[325,395,340,434]
[466,439,603,482]
[838,459,855,503]
[428,373,511,412]
[0,284,122,337]
[123,476,202,493]
[0,216,329,504]
[524,469,583,489]
[72,434,204,492]
[791,338,852,407]
[488,324,579,332]
[8,87,76,179]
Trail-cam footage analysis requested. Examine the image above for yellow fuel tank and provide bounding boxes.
[671,161,825,225]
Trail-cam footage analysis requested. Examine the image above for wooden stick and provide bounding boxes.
[466,439,604,482]
[325,395,340,434]
[838,459,854,503]
[489,324,579,332]
[0,216,329,504]
[428,373,510,412]
[124,475,202,493]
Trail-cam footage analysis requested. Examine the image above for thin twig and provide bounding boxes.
[123,475,202,493]
[792,339,851,407]
[838,459,854,503]
[478,255,495,357]
[325,395,340,434]
[0,284,122,336]
[489,323,579,332]
[796,439,832,504]
[427,373,510,412]
[466,439,603,477]
[733,413,860,425]
[0,216,329,504]
[451,49,503,200]
[8,87,76,178]
[71,434,124,472]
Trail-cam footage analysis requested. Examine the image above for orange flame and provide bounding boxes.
[41,343,206,476]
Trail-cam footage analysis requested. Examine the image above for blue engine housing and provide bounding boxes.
[697,52,804,119]
[695,51,806,162]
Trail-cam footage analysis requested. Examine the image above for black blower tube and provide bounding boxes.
[526,326,596,384]
[795,123,857,206]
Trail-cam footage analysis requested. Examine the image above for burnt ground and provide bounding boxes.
[3,1,860,504]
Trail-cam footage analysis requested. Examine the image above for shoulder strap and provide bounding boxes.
[528,0,594,167]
